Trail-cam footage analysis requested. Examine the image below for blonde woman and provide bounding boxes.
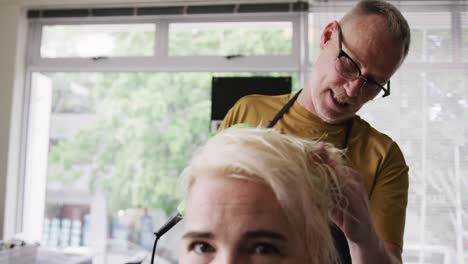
[178,127,356,264]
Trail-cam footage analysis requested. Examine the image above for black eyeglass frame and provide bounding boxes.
[336,23,391,98]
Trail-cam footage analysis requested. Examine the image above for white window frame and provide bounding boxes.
[28,13,305,72]
[19,11,309,241]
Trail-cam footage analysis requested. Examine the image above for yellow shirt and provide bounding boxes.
[219,93,409,249]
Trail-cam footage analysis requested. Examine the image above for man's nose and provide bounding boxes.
[343,77,366,97]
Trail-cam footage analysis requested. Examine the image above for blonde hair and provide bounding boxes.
[180,127,352,264]
[341,0,411,57]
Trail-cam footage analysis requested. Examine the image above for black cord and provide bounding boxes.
[150,234,160,264]
[268,89,302,128]
[150,212,183,264]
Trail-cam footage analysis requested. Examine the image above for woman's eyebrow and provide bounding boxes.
[242,230,288,241]
[183,231,213,239]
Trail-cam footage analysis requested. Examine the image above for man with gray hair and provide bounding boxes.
[219,0,411,263]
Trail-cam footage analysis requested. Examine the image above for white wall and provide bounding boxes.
[0,2,27,240]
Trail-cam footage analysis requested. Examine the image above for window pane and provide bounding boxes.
[462,12,468,62]
[169,22,292,56]
[308,12,345,62]
[464,28,468,62]
[41,24,155,58]
[360,70,468,263]
[29,71,297,262]
[308,12,454,63]
[404,12,452,63]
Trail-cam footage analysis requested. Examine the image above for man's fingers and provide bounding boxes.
[330,207,343,225]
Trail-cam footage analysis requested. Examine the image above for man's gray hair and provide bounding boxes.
[341,0,411,57]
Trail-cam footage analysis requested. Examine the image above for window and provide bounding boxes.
[404,12,452,63]
[308,12,345,62]
[41,24,156,58]
[23,13,300,263]
[462,12,468,62]
[308,5,468,264]
[362,10,468,264]
[29,72,212,256]
[28,70,297,261]
[169,21,293,56]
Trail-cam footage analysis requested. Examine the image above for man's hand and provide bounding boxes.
[330,168,375,244]
[330,168,402,264]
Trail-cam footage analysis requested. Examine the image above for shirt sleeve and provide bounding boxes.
[218,96,256,132]
[369,142,409,250]
[218,101,241,132]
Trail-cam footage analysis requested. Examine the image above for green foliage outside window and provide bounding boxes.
[169,28,292,56]
[48,72,212,213]
[46,28,297,215]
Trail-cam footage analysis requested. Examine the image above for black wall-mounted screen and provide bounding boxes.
[211,76,292,121]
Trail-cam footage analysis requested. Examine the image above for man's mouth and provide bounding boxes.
[330,89,349,107]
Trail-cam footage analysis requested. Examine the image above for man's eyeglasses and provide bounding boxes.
[335,23,390,99]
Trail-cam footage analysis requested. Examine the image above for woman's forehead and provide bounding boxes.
[182,177,303,258]
[187,176,278,211]
[185,176,291,229]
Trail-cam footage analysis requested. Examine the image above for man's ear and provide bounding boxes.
[320,21,339,50]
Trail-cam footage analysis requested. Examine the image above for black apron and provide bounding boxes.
[267,89,352,264]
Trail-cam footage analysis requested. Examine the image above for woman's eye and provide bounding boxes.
[190,242,215,254]
[253,243,280,256]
